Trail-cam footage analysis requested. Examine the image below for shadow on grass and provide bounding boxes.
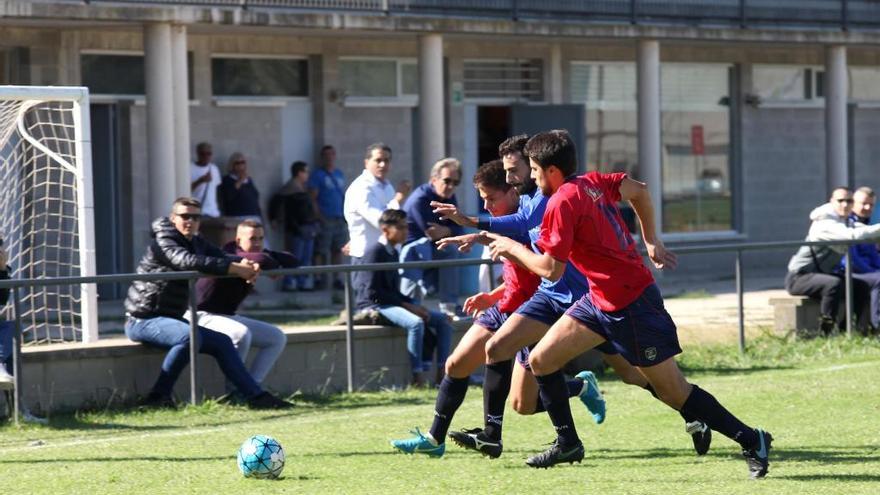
[0,454,231,464]
[777,474,880,482]
[676,364,795,375]
[773,446,880,465]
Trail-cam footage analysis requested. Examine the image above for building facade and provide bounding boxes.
[2,0,880,291]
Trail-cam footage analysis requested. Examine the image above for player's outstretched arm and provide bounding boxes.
[621,177,677,270]
[430,201,478,228]
[484,231,565,281]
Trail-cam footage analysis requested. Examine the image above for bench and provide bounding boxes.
[769,295,821,335]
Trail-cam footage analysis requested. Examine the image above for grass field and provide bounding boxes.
[1,335,879,494]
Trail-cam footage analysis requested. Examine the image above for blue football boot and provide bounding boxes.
[575,370,606,424]
[391,427,445,458]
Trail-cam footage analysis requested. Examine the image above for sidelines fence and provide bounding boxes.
[0,237,870,423]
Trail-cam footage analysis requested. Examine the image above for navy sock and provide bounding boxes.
[429,375,470,442]
[535,370,580,448]
[533,377,584,414]
[644,383,696,423]
[681,385,758,448]
[482,360,512,440]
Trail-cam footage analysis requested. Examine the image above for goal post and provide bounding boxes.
[0,85,98,344]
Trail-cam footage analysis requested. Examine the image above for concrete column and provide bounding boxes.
[637,39,663,231]
[550,44,563,104]
[171,24,191,199]
[144,23,176,219]
[825,45,848,190]
[419,34,445,171]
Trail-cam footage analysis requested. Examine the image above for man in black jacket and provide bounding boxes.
[124,197,291,409]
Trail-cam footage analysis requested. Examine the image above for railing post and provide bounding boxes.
[841,0,849,31]
[187,278,199,405]
[344,270,356,393]
[512,0,519,21]
[739,0,747,28]
[844,252,853,337]
[736,250,745,354]
[630,0,638,24]
[10,286,23,426]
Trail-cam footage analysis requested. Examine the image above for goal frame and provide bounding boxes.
[0,85,98,343]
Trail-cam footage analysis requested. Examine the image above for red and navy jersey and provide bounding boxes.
[536,171,653,311]
[498,256,540,314]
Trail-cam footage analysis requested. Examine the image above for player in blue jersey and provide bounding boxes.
[432,135,711,458]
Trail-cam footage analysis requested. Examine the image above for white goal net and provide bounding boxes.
[0,86,98,345]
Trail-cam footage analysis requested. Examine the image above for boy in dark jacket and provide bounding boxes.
[355,209,453,386]
[270,161,319,291]
[123,197,291,409]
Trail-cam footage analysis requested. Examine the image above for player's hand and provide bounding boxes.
[425,222,452,241]
[436,233,480,253]
[645,239,677,270]
[463,292,494,315]
[430,201,467,225]
[484,231,518,261]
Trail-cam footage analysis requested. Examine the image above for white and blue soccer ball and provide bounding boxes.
[237,435,285,479]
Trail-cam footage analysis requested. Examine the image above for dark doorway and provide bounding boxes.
[477,106,511,167]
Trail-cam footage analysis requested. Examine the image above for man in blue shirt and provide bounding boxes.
[400,158,464,318]
[307,145,348,289]
[840,187,880,331]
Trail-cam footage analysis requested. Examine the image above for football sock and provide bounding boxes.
[532,377,585,414]
[535,370,580,448]
[644,383,698,423]
[429,375,470,442]
[681,385,758,448]
[482,360,513,441]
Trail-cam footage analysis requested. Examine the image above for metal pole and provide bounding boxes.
[10,287,23,425]
[343,271,356,393]
[845,253,853,337]
[630,0,638,24]
[739,0,746,28]
[187,278,199,405]
[736,250,745,353]
[842,0,849,31]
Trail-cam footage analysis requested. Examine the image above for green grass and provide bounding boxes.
[2,335,880,494]
[667,289,713,299]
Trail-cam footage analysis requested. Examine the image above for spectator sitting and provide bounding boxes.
[190,142,222,218]
[401,158,465,319]
[218,152,263,222]
[785,187,880,335]
[308,145,348,290]
[188,220,297,392]
[355,209,453,386]
[838,186,880,332]
[270,161,320,291]
[123,197,291,409]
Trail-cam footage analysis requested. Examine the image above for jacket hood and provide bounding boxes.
[150,217,176,238]
[809,202,842,222]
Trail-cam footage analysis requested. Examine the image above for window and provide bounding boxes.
[571,61,733,233]
[81,52,194,98]
[338,58,417,101]
[753,65,831,101]
[212,57,308,97]
[463,59,543,102]
[0,47,29,85]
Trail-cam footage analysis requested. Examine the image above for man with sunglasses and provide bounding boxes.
[124,197,292,409]
[190,142,222,218]
[786,187,880,335]
[401,158,466,320]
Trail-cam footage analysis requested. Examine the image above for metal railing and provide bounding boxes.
[55,0,880,31]
[0,237,870,423]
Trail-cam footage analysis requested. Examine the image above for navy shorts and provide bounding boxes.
[474,304,509,332]
[515,290,617,355]
[565,284,681,367]
[516,345,532,371]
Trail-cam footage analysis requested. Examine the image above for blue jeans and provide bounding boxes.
[376,306,453,374]
[286,228,317,290]
[124,315,262,398]
[399,238,460,305]
[0,320,13,374]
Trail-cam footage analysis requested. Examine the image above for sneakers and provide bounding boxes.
[138,392,176,409]
[685,421,712,456]
[525,439,585,468]
[448,427,503,459]
[20,406,48,425]
[575,371,605,424]
[742,429,773,479]
[0,367,13,391]
[247,392,294,410]
[391,427,445,458]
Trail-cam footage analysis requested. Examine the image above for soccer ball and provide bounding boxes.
[237,435,285,479]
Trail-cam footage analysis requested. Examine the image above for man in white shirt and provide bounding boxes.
[344,143,410,293]
[190,142,223,218]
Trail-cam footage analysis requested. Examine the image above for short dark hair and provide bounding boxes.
[524,130,577,177]
[379,208,406,226]
[320,145,335,154]
[172,197,202,211]
[498,134,529,158]
[291,160,308,177]
[365,142,392,160]
[473,160,511,193]
[238,219,263,230]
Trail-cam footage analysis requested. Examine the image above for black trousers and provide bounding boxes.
[785,271,871,323]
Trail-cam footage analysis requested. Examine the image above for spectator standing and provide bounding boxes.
[189,220,296,388]
[0,245,13,389]
[785,187,880,334]
[123,197,291,409]
[190,142,222,218]
[355,209,453,386]
[270,161,319,291]
[840,187,880,331]
[401,158,465,318]
[308,145,348,289]
[218,152,263,222]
